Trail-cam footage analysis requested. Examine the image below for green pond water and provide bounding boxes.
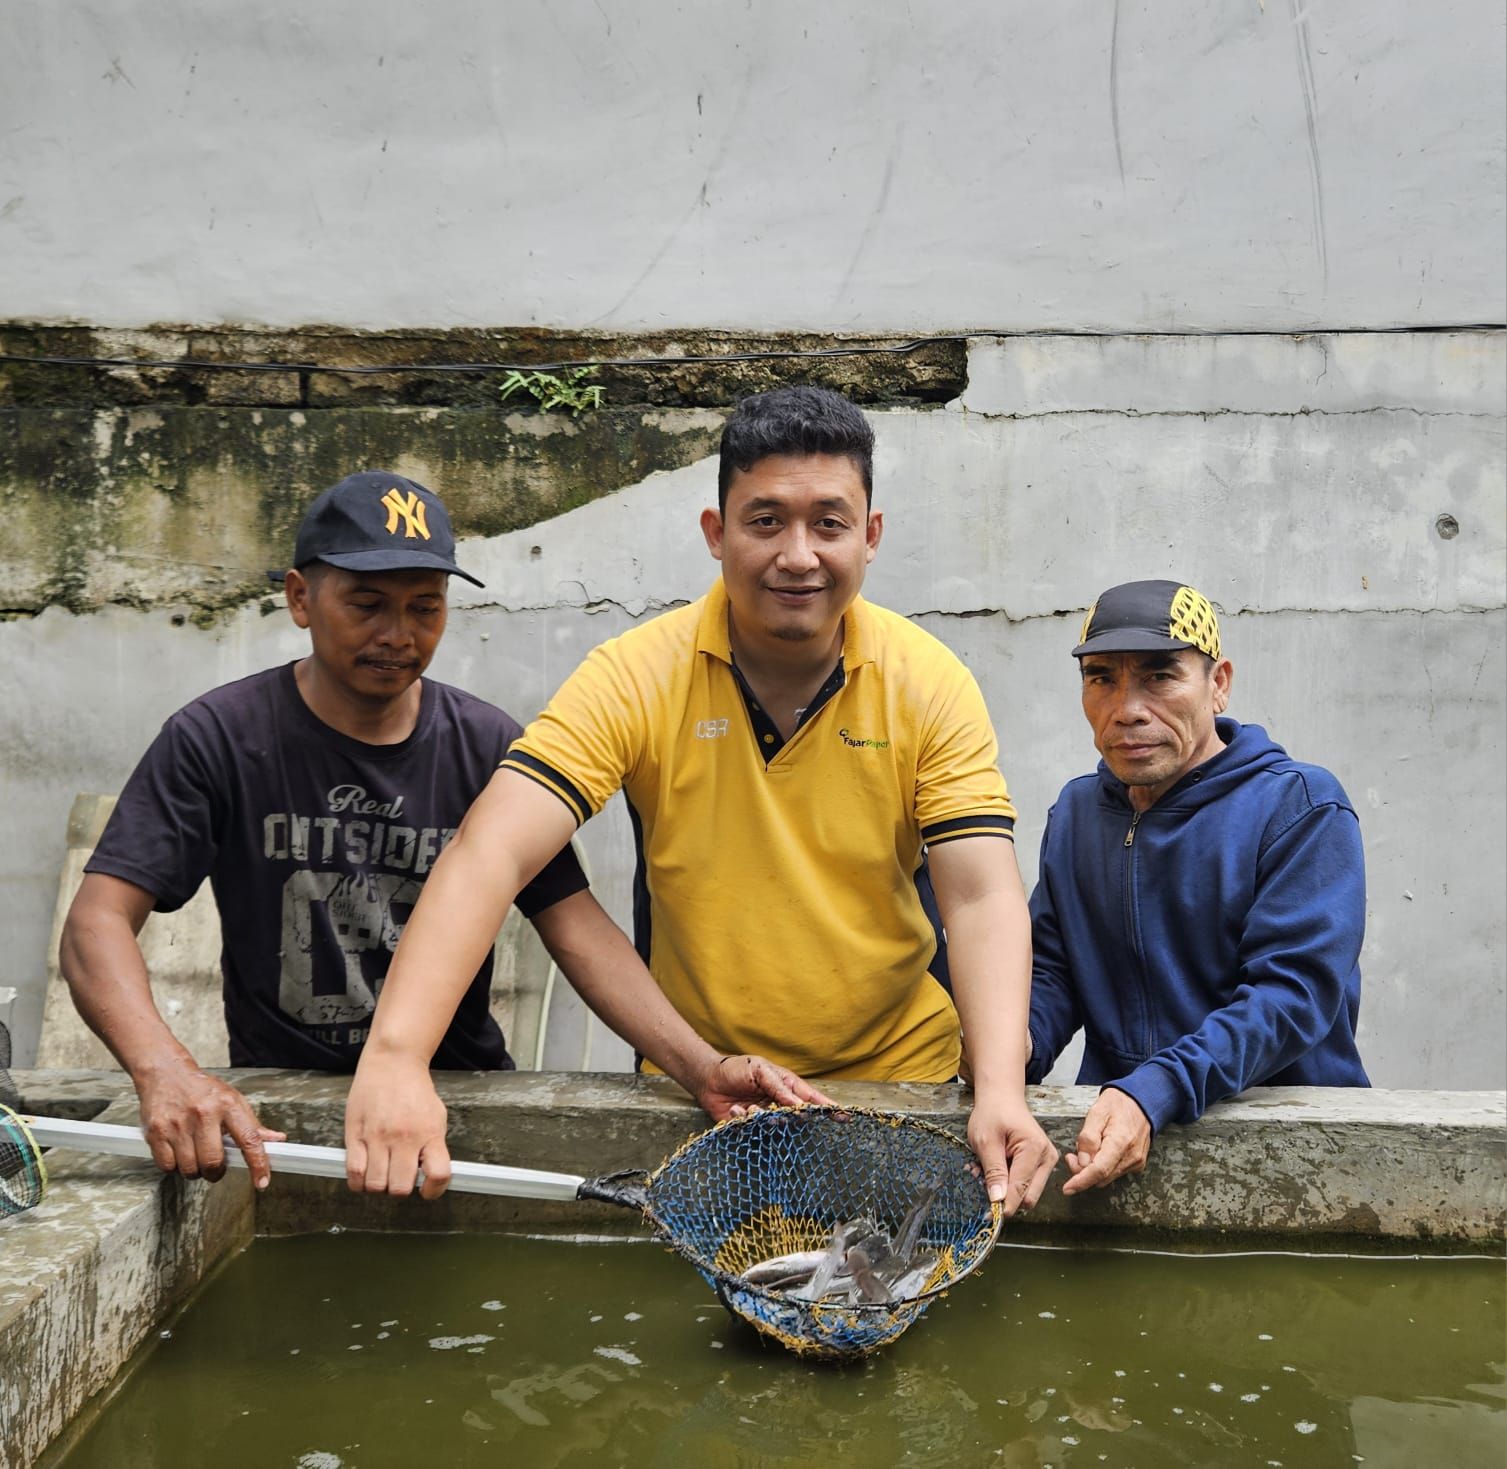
[54,1232,1504,1469]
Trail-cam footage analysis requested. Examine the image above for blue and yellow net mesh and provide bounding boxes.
[0,1021,48,1218]
[638,1106,1002,1360]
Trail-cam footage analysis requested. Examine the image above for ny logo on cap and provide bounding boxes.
[381,487,431,541]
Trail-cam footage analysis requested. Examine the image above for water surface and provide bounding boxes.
[55,1232,1505,1468]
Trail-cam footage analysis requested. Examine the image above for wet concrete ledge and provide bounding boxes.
[11,1069,1507,1241]
[0,1092,253,1469]
[3,1071,1504,1467]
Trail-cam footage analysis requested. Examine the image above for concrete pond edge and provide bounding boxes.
[3,1070,1504,1468]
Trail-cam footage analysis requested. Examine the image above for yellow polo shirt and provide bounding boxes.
[502,580,1016,1081]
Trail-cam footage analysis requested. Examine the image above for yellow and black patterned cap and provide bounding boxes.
[1072,580,1221,660]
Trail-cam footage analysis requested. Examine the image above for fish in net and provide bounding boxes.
[620,1105,1003,1359]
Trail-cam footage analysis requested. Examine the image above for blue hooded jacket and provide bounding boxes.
[1026,718,1369,1132]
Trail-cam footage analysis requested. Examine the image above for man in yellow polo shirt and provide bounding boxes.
[345,387,1058,1215]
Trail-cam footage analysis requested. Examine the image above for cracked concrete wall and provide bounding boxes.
[1,1,1502,331]
[2,332,1502,1089]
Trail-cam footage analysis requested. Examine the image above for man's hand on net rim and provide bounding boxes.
[695,1053,836,1120]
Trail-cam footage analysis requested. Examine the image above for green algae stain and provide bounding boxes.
[0,407,723,620]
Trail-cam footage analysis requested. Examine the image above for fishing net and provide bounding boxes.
[0,1035,997,1358]
[0,1020,47,1217]
[599,1105,1002,1360]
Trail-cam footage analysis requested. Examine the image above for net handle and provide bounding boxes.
[18,1114,590,1202]
[575,1167,651,1211]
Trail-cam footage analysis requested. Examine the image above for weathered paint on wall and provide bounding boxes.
[1,1,1502,332]
[2,333,1502,1089]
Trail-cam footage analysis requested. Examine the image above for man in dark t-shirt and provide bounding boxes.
[61,471,828,1191]
[87,662,579,1073]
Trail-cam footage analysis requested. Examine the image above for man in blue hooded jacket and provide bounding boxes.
[1026,579,1369,1194]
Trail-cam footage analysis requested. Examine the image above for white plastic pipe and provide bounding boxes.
[19,1113,586,1202]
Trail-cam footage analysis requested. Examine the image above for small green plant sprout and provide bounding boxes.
[499,366,605,416]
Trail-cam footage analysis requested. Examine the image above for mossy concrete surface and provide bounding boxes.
[0,323,963,619]
[0,325,967,410]
[4,1073,1503,1469]
[0,404,726,617]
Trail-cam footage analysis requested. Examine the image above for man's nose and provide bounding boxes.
[776,528,820,572]
[1112,685,1150,722]
[373,611,417,647]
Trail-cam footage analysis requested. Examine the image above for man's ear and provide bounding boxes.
[700,506,725,561]
[865,509,884,564]
[284,568,313,630]
[1212,657,1234,714]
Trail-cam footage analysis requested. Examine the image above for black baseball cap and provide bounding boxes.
[269,471,484,586]
[1072,579,1221,660]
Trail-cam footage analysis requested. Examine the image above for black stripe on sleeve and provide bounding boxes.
[921,813,1017,845]
[499,751,593,827]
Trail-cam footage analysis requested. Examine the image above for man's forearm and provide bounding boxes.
[365,766,588,1066]
[947,889,1032,1096]
[532,892,720,1095]
[363,822,525,1064]
[60,897,197,1081]
[62,891,282,1183]
[928,839,1058,1211]
[928,839,1034,1094]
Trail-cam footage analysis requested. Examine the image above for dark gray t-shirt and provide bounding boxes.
[87,663,587,1070]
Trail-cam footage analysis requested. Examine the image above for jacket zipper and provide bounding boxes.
[1121,807,1151,1054]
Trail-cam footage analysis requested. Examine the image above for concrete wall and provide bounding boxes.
[2,332,1503,1086]
[1,1,1502,1085]
[1,1,1502,332]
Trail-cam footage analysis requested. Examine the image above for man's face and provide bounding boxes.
[1079,648,1234,809]
[699,453,882,652]
[286,565,448,703]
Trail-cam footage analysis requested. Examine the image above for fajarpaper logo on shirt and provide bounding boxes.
[838,727,890,750]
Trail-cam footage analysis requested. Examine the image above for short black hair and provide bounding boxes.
[717,386,875,511]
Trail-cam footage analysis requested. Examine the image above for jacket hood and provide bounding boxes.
[1095,717,1289,813]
